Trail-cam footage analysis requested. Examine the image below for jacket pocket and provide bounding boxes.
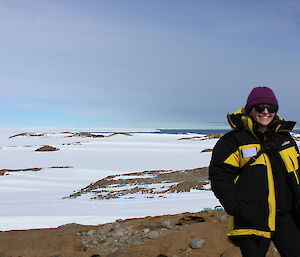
[235,188,269,230]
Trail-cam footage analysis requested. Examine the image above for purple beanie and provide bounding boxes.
[245,87,278,113]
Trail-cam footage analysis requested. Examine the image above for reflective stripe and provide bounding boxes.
[225,144,262,168]
[263,154,276,231]
[293,171,300,185]
[224,151,240,167]
[228,228,271,238]
[279,146,299,172]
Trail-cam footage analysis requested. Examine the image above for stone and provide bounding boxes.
[161,219,173,229]
[218,213,228,222]
[112,222,121,229]
[147,230,160,239]
[114,228,126,237]
[58,223,80,228]
[87,229,97,236]
[189,238,205,249]
[98,223,113,234]
[126,225,133,232]
[119,235,129,242]
[35,145,59,151]
[143,228,150,233]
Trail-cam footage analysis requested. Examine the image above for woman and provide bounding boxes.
[209,87,300,257]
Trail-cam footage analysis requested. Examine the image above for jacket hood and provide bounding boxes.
[227,108,296,135]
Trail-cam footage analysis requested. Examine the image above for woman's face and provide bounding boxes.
[249,105,276,128]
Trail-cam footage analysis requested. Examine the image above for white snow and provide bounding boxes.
[0,130,222,231]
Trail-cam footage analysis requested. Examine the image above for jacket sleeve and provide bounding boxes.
[209,133,240,216]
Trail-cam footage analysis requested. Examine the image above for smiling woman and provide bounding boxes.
[209,87,300,257]
[246,87,279,133]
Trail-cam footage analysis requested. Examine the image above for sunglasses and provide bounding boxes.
[254,104,278,113]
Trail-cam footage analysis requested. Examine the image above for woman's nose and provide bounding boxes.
[262,108,269,114]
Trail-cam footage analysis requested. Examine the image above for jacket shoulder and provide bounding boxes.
[212,131,239,161]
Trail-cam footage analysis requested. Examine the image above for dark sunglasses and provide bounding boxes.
[254,104,278,113]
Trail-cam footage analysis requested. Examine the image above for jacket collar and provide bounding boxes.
[227,108,296,135]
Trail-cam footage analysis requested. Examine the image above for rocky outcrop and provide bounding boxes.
[35,145,60,151]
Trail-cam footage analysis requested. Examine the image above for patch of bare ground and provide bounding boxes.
[65,167,209,200]
[35,145,60,151]
[206,133,225,139]
[107,132,133,137]
[64,132,132,138]
[163,132,189,134]
[0,166,73,176]
[63,141,82,145]
[0,168,42,176]
[0,211,280,257]
[9,133,46,138]
[201,149,213,152]
[178,133,224,141]
[48,166,74,169]
[178,136,205,140]
[69,132,106,138]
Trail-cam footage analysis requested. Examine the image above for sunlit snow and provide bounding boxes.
[0,130,221,231]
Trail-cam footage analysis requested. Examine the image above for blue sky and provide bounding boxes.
[1,0,300,128]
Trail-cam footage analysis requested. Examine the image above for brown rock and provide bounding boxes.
[201,148,213,152]
[35,145,60,151]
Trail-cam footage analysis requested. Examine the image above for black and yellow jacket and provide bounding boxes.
[209,108,300,240]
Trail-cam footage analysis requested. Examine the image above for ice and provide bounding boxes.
[0,130,220,231]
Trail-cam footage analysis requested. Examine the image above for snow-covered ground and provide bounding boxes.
[0,130,220,231]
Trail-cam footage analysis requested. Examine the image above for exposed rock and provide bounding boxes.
[35,145,60,152]
[147,230,160,239]
[48,166,73,169]
[87,229,97,236]
[114,228,126,237]
[143,228,150,233]
[98,224,113,234]
[161,219,173,229]
[9,133,46,138]
[107,132,133,137]
[112,222,121,230]
[0,167,43,176]
[73,132,105,138]
[189,238,205,249]
[201,148,213,152]
[58,223,81,228]
[66,167,209,200]
[0,211,282,257]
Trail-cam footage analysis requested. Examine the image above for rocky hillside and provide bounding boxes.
[0,211,280,257]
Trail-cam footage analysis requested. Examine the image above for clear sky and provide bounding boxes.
[1,0,300,129]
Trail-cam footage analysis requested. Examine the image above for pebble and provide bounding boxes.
[217,213,228,222]
[114,228,126,237]
[143,228,150,233]
[112,222,121,229]
[119,235,129,242]
[98,224,113,234]
[189,238,205,249]
[147,230,160,239]
[161,219,173,229]
[87,229,97,236]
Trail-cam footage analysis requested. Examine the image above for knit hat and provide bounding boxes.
[245,87,278,113]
